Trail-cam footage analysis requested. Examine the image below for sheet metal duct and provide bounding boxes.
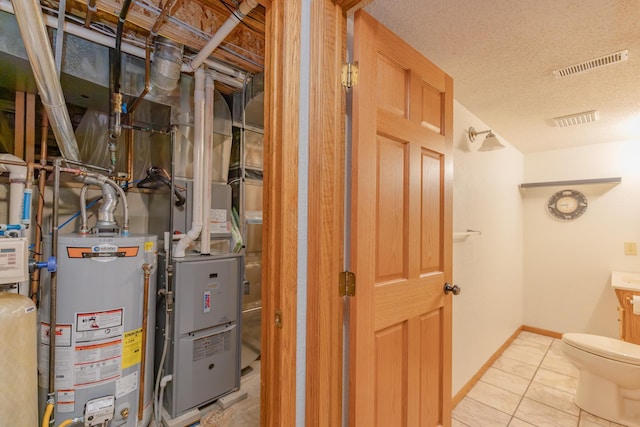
[11,0,81,161]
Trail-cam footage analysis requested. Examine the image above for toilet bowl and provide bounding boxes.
[561,333,640,427]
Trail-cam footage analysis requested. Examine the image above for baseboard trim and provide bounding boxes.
[522,325,563,339]
[451,326,523,408]
[451,324,564,408]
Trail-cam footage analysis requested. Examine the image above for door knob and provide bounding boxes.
[444,282,461,295]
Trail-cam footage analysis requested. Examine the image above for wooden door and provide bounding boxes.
[349,10,454,427]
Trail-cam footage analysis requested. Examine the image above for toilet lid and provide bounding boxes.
[563,333,640,365]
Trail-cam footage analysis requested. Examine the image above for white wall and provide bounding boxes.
[452,102,524,395]
[523,140,640,337]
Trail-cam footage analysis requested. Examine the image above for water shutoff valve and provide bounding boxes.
[32,256,57,272]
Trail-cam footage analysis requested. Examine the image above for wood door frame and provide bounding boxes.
[262,0,365,425]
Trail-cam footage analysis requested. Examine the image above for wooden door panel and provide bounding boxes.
[420,83,444,133]
[375,276,445,330]
[376,134,409,281]
[375,323,407,426]
[351,10,453,427]
[421,150,443,273]
[420,310,444,424]
[377,54,409,117]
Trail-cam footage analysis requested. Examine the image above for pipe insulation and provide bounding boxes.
[11,0,81,161]
[0,293,38,427]
[174,67,205,258]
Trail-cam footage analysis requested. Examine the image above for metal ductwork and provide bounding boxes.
[150,36,184,96]
[11,0,81,162]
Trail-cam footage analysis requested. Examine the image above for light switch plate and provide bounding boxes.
[624,242,637,256]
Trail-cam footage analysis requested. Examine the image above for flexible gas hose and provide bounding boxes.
[58,419,75,427]
[41,403,54,427]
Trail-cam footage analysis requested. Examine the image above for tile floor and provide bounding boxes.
[196,330,628,427]
[453,331,628,427]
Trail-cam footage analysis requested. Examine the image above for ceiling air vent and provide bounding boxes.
[552,110,599,127]
[553,50,629,78]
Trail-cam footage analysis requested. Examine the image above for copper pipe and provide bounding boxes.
[123,37,151,184]
[138,263,152,421]
[127,38,151,115]
[30,113,49,303]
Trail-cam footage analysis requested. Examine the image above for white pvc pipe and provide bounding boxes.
[201,73,215,255]
[10,0,80,161]
[0,154,27,226]
[188,0,258,71]
[174,67,205,258]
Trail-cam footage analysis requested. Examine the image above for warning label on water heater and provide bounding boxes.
[74,339,122,388]
[75,309,124,342]
[73,309,124,388]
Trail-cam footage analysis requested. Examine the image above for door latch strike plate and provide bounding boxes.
[275,309,282,328]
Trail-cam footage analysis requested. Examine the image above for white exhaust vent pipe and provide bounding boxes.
[187,0,258,71]
[0,154,28,226]
[174,67,205,258]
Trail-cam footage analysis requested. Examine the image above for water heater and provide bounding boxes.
[38,234,157,426]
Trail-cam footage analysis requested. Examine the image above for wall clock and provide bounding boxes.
[547,189,588,220]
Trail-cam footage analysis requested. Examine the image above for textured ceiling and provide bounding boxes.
[365,0,640,153]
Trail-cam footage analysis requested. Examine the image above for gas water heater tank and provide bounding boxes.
[38,234,157,426]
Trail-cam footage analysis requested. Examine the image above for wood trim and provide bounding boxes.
[304,0,346,426]
[14,91,25,159]
[25,93,36,163]
[261,0,300,426]
[334,0,371,12]
[522,325,563,339]
[451,326,523,408]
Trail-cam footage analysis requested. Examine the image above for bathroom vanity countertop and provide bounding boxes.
[611,271,640,291]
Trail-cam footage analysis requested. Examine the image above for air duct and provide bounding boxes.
[150,36,184,96]
[11,0,81,161]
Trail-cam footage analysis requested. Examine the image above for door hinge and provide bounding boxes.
[339,271,356,297]
[341,62,359,88]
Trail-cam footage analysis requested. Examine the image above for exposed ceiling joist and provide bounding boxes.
[67,0,265,74]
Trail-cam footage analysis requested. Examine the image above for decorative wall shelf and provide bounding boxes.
[519,177,621,189]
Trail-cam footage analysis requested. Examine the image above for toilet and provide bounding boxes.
[561,333,640,427]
